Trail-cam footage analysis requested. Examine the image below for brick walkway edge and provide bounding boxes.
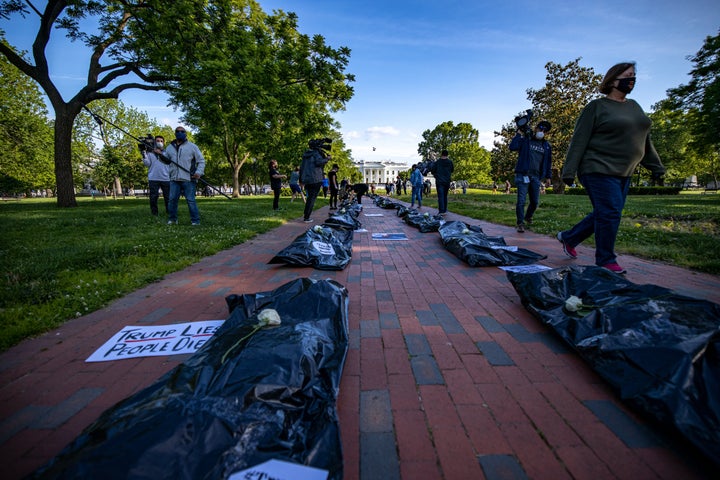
[1,200,719,479]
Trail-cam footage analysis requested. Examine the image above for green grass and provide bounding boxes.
[1,190,719,351]
[0,195,307,351]
[402,189,720,273]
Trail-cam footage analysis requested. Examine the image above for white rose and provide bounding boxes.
[258,308,282,326]
[564,295,583,312]
[462,228,470,234]
[313,225,324,233]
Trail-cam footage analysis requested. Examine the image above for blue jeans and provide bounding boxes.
[411,185,422,206]
[436,182,450,213]
[515,174,541,225]
[168,180,200,224]
[562,173,631,266]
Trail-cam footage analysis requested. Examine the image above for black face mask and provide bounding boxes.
[615,77,636,94]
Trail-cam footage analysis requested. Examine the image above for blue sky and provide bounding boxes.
[2,0,719,165]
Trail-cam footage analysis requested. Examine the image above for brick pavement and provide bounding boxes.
[1,199,719,479]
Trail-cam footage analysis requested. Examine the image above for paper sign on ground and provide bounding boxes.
[363,213,384,217]
[229,459,328,480]
[499,265,552,273]
[86,320,225,362]
[372,232,408,241]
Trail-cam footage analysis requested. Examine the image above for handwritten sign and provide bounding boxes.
[86,320,225,362]
[228,459,328,480]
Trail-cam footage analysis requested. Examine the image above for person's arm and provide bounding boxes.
[192,144,206,178]
[562,102,596,184]
[509,132,525,152]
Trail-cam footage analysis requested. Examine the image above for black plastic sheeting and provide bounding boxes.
[269,224,353,270]
[374,196,403,210]
[507,265,720,465]
[33,278,350,480]
[439,221,547,266]
[323,204,362,231]
[403,211,445,232]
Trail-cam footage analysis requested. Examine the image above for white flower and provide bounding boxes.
[462,228,470,234]
[339,208,346,214]
[424,212,429,217]
[313,225,324,233]
[564,295,583,312]
[258,308,282,326]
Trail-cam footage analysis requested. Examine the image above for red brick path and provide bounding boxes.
[1,200,718,479]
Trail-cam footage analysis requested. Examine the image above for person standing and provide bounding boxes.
[509,120,553,232]
[164,126,206,226]
[268,159,286,211]
[558,62,665,274]
[289,166,304,203]
[410,163,424,208]
[141,135,170,216]
[430,150,454,216]
[321,174,329,198]
[328,163,340,210]
[299,140,330,223]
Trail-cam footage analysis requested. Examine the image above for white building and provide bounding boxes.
[353,159,411,185]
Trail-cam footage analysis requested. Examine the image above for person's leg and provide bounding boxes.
[524,176,541,223]
[515,174,529,225]
[582,174,629,266]
[184,181,200,224]
[167,181,180,223]
[148,180,159,215]
[273,187,281,210]
[303,183,321,220]
[159,181,170,214]
[436,183,447,213]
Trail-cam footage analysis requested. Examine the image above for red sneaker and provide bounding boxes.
[602,263,627,274]
[556,232,577,259]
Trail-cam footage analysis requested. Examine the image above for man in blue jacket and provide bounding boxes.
[509,120,552,232]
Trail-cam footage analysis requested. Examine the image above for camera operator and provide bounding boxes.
[299,138,331,223]
[509,120,552,233]
[163,126,206,226]
[429,150,454,216]
[141,135,170,216]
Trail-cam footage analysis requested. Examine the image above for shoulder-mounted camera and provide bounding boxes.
[308,137,332,153]
[514,109,533,134]
[138,134,155,153]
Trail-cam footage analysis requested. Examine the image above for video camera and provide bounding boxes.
[308,137,332,154]
[514,109,533,134]
[417,160,435,176]
[138,134,155,153]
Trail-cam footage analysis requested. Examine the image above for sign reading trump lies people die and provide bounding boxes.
[86,320,225,362]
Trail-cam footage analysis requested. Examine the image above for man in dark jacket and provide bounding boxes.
[509,120,552,232]
[430,150,454,216]
[299,140,330,222]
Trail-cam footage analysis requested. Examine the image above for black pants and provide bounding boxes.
[148,180,170,215]
[272,186,281,210]
[329,187,338,208]
[303,182,322,220]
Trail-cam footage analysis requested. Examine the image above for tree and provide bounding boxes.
[648,99,700,184]
[73,99,169,196]
[0,1,178,207]
[150,2,354,197]
[666,29,720,187]
[491,59,602,192]
[418,121,491,185]
[0,42,54,195]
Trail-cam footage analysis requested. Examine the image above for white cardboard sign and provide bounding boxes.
[85,320,225,362]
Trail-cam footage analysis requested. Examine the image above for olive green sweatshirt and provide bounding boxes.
[562,97,665,179]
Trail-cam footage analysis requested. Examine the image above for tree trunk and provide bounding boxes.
[232,163,241,198]
[53,109,78,207]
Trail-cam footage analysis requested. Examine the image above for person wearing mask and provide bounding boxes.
[430,150,454,216]
[558,62,665,274]
[163,127,206,226]
[141,135,170,216]
[410,163,424,208]
[268,159,286,211]
[299,141,330,223]
[509,120,553,232]
[328,164,340,210]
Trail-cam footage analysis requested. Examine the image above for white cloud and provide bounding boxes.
[365,126,400,139]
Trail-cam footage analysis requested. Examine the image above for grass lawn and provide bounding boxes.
[1,190,718,351]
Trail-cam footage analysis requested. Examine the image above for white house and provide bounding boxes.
[352,159,411,185]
